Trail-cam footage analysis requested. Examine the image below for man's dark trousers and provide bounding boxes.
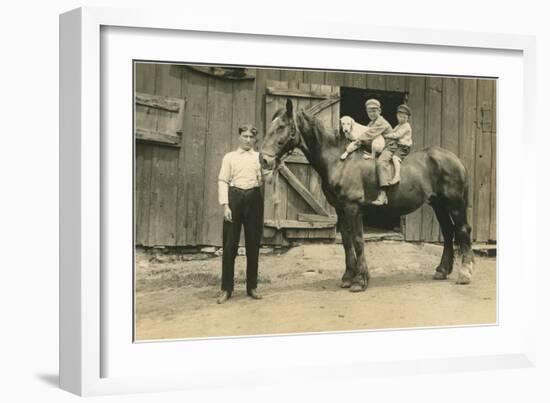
[221,186,264,293]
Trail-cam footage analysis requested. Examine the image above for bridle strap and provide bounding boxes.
[267,112,303,230]
[291,111,303,150]
[271,163,283,230]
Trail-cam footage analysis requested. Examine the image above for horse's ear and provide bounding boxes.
[286,98,293,117]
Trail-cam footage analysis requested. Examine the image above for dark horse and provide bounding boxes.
[260,99,474,292]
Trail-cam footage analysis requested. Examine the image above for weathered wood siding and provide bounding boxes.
[135,63,497,246]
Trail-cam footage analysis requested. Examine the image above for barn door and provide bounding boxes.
[263,80,339,243]
[135,91,185,246]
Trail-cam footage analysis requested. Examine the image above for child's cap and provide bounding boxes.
[365,99,381,109]
[396,104,412,116]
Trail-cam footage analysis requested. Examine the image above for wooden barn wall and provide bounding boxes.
[135,64,497,246]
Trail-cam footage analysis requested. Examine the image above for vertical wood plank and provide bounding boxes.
[386,75,408,92]
[344,72,367,89]
[148,64,181,246]
[474,79,494,242]
[135,62,157,92]
[231,78,257,151]
[324,71,346,87]
[440,77,460,241]
[404,76,426,241]
[177,69,209,245]
[442,78,460,154]
[255,68,281,145]
[366,74,386,90]
[330,85,341,135]
[134,63,157,246]
[174,67,189,245]
[135,63,159,132]
[203,77,234,245]
[458,79,477,236]
[422,77,443,242]
[254,68,265,145]
[325,85,338,235]
[318,84,335,132]
[281,69,302,87]
[135,144,153,245]
[303,70,326,85]
[148,147,179,246]
[155,65,185,136]
[489,80,497,241]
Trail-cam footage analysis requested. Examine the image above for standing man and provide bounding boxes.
[216,124,264,304]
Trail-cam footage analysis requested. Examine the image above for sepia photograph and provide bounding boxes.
[133,62,497,341]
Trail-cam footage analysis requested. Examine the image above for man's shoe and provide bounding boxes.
[247,289,262,300]
[217,291,231,304]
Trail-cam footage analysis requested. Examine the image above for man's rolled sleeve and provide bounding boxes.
[218,154,231,205]
[218,180,229,205]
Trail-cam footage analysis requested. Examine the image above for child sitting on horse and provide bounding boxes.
[339,115,386,160]
[370,103,413,205]
[339,99,392,160]
[384,104,412,185]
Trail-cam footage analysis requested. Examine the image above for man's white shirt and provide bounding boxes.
[218,147,263,205]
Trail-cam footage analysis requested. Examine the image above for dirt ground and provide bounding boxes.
[135,241,496,341]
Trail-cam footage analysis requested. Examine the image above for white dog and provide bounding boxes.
[339,116,385,159]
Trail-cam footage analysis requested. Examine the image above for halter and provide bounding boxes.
[288,111,303,151]
[262,111,302,162]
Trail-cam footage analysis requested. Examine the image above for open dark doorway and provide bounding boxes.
[340,86,408,232]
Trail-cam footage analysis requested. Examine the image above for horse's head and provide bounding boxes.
[260,98,301,170]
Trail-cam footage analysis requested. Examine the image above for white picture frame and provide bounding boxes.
[59,6,537,396]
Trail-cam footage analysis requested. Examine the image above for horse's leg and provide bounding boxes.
[431,200,455,280]
[344,203,368,292]
[336,208,356,288]
[449,205,474,284]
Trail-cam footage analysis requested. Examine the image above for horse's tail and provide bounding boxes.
[460,160,470,219]
[451,155,472,251]
[426,146,470,222]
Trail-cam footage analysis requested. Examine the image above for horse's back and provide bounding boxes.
[399,146,468,202]
[323,145,468,213]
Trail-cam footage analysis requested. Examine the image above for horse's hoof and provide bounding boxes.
[433,271,447,280]
[349,283,366,292]
[456,262,473,284]
[340,280,352,288]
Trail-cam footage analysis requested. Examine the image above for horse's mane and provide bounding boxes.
[271,107,347,150]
